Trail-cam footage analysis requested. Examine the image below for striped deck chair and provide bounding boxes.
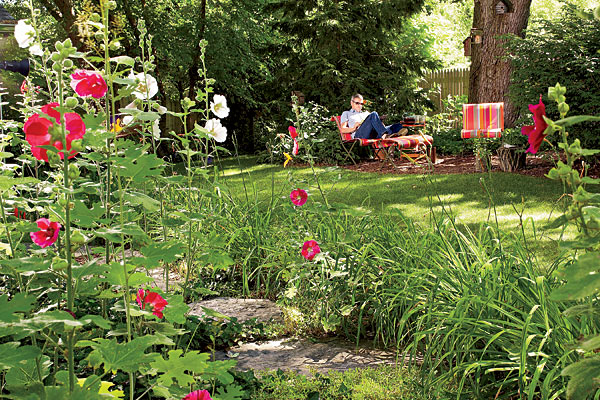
[331,116,434,165]
[461,102,504,139]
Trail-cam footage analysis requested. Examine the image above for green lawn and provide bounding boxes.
[216,155,572,262]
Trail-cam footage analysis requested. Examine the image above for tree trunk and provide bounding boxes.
[469,0,532,128]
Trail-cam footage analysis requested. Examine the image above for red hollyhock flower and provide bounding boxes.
[182,390,213,400]
[301,240,321,261]
[136,289,168,319]
[290,188,308,206]
[30,218,61,248]
[24,103,86,162]
[13,207,26,219]
[522,95,549,154]
[70,70,108,99]
[288,126,298,140]
[292,139,299,155]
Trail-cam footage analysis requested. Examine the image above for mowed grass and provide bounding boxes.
[216,155,573,262]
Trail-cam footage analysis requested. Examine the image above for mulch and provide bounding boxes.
[339,152,588,178]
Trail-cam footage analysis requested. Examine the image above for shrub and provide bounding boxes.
[505,6,600,151]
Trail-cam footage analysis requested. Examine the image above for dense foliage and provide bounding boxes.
[505,7,600,150]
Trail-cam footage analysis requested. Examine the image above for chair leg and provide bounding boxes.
[342,142,358,165]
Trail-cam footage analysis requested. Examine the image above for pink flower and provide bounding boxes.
[14,207,26,220]
[136,289,168,319]
[24,103,86,162]
[522,95,549,154]
[292,139,299,155]
[288,126,298,140]
[20,80,27,94]
[301,240,320,261]
[30,218,61,248]
[183,390,213,400]
[70,70,108,99]
[290,188,307,206]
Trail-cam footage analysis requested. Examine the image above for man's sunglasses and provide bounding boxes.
[352,100,364,105]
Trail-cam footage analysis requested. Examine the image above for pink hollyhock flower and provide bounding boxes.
[522,95,549,154]
[301,240,321,261]
[24,103,86,162]
[182,389,213,400]
[288,126,298,140]
[290,188,308,206]
[30,218,61,248]
[70,70,108,99]
[136,289,168,319]
[20,80,27,94]
[292,139,299,155]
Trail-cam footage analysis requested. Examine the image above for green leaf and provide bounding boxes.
[110,56,135,66]
[71,200,105,228]
[0,293,36,323]
[0,343,41,370]
[150,349,211,387]
[214,384,245,400]
[79,336,159,374]
[162,295,189,324]
[132,241,185,268]
[554,115,600,127]
[120,190,161,212]
[562,355,600,400]
[551,252,600,300]
[0,176,39,191]
[5,355,51,390]
[545,214,569,229]
[95,223,149,244]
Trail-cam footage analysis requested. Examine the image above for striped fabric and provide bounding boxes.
[461,103,504,139]
[331,116,433,149]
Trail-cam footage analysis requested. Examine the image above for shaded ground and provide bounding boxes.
[188,297,283,323]
[342,152,560,177]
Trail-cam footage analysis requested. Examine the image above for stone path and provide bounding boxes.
[188,297,283,323]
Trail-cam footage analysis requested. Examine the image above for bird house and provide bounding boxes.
[471,28,483,44]
[463,37,471,56]
[495,0,513,14]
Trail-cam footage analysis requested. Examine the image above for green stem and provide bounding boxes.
[0,194,15,260]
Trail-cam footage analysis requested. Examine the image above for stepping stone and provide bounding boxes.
[217,338,404,375]
[188,297,283,323]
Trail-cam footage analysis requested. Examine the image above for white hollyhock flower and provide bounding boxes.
[29,43,43,56]
[121,101,137,125]
[14,20,36,48]
[204,118,227,143]
[130,72,158,100]
[210,94,230,119]
[152,119,161,140]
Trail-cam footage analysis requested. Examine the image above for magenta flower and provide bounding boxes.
[70,70,108,99]
[24,103,86,162]
[288,126,298,140]
[182,390,213,400]
[136,289,168,319]
[290,188,308,206]
[522,94,549,154]
[30,218,61,248]
[292,139,299,155]
[301,240,321,261]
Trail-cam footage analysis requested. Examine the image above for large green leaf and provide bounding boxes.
[150,349,211,387]
[71,200,105,228]
[5,355,51,390]
[95,223,149,243]
[162,294,189,324]
[562,355,600,400]
[78,336,159,374]
[132,241,185,268]
[0,343,41,371]
[0,176,38,191]
[0,293,36,323]
[554,115,600,127]
[120,190,161,212]
[551,252,600,300]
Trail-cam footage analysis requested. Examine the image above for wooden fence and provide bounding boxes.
[420,67,469,112]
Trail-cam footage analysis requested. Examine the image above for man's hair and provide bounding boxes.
[351,93,363,101]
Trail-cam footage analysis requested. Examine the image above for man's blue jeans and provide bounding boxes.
[353,112,403,139]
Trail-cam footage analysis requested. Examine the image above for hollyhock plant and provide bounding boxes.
[292,138,299,155]
[130,72,158,100]
[302,240,321,260]
[290,188,308,206]
[70,70,108,99]
[204,118,227,142]
[288,126,298,140]
[522,94,549,154]
[183,389,213,400]
[136,289,168,319]
[24,103,86,162]
[14,20,35,48]
[210,94,230,119]
[30,218,61,248]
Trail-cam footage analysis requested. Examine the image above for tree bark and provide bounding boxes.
[469,0,532,127]
[39,0,85,51]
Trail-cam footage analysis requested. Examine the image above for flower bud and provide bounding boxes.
[65,96,78,108]
[90,13,101,22]
[558,102,569,115]
[70,139,84,152]
[63,59,73,69]
[51,52,61,62]
[63,38,73,49]
[55,41,63,51]
[94,31,104,40]
[68,164,80,180]
[52,62,62,72]
[109,41,121,51]
[52,256,68,271]
[107,0,117,10]
[70,229,85,245]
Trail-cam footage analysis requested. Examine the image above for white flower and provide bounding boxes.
[14,20,35,48]
[29,43,43,56]
[121,101,137,126]
[152,119,160,140]
[157,105,167,114]
[204,118,227,143]
[210,94,230,119]
[129,72,158,100]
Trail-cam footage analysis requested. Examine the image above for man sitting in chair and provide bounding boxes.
[340,93,407,139]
